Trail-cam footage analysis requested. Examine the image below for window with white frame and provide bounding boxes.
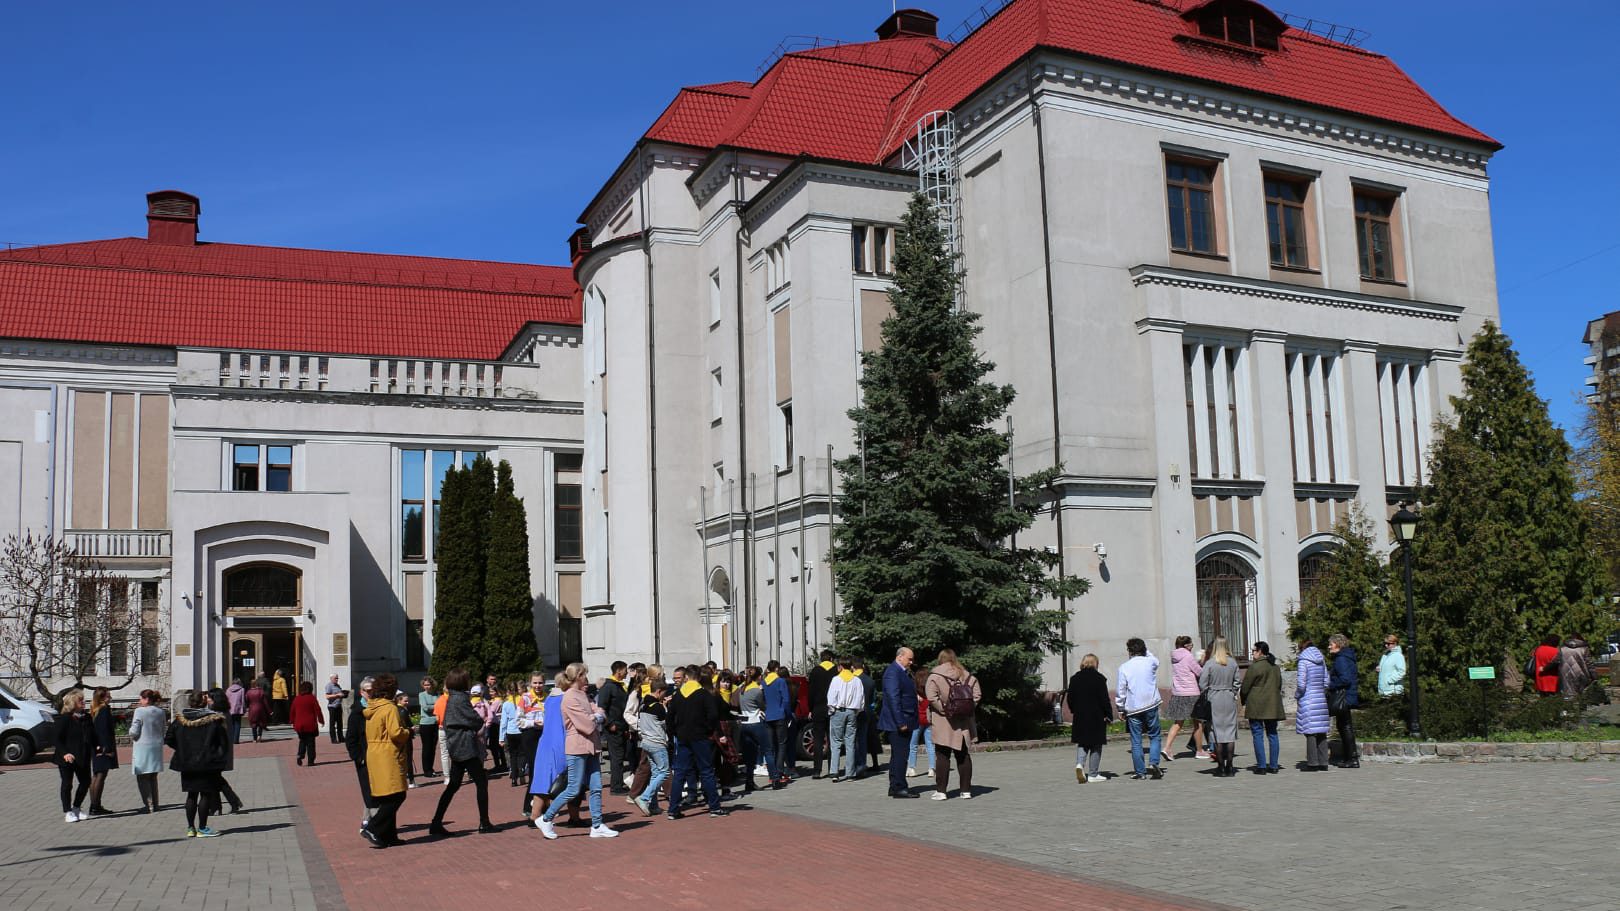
[764,240,791,297]
[1182,339,1253,479]
[231,443,294,491]
[852,223,895,275]
[1377,358,1431,487]
[1285,349,1346,483]
[400,448,485,562]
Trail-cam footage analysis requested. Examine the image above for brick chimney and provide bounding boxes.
[876,8,939,40]
[145,190,200,245]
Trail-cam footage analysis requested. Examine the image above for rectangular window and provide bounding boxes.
[431,451,454,552]
[1378,359,1431,487]
[851,225,869,273]
[1264,176,1310,269]
[139,580,160,675]
[266,446,293,492]
[1166,159,1219,254]
[554,453,583,562]
[1355,190,1398,281]
[404,572,425,671]
[232,444,260,491]
[780,402,795,466]
[401,449,425,560]
[106,580,129,676]
[1182,340,1251,479]
[713,462,725,492]
[232,443,295,492]
[1285,351,1343,483]
[710,368,723,424]
[709,270,723,327]
[851,224,895,275]
[872,228,889,275]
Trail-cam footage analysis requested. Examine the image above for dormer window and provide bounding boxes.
[1185,0,1285,52]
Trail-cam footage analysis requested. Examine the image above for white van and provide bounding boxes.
[0,681,57,764]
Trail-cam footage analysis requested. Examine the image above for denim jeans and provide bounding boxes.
[768,718,793,776]
[542,753,603,827]
[1249,719,1280,770]
[828,708,858,778]
[908,725,934,771]
[229,714,242,745]
[1125,707,1162,775]
[670,738,721,812]
[740,722,777,784]
[642,745,670,812]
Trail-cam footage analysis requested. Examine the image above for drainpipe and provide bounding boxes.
[699,485,712,664]
[772,465,782,662]
[731,155,756,666]
[825,443,838,623]
[798,454,809,665]
[1030,69,1071,683]
[642,181,663,663]
[727,477,737,666]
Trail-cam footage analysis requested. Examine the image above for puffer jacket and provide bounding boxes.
[1328,646,1360,710]
[1294,646,1330,734]
[165,708,233,773]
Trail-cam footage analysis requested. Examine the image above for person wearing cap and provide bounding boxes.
[344,676,377,831]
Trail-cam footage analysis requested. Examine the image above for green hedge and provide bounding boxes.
[1357,681,1609,741]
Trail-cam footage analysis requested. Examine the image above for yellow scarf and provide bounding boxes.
[853,668,865,677]
[838,669,855,682]
[819,661,834,671]
[719,684,734,701]
[744,682,761,692]
[764,673,779,686]
[640,682,652,697]
[679,680,701,698]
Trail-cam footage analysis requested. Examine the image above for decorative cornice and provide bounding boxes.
[0,339,177,365]
[170,385,584,414]
[1429,348,1465,363]
[1134,317,1188,335]
[1022,58,1492,173]
[1249,329,1289,345]
[743,160,915,232]
[1130,265,1463,322]
[1341,339,1380,354]
[1293,482,1361,500]
[1190,478,1267,497]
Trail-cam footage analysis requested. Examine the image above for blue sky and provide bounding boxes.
[3,1,1615,432]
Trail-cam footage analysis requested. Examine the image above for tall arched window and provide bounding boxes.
[1196,553,1253,653]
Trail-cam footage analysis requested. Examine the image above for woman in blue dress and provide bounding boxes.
[526,677,582,827]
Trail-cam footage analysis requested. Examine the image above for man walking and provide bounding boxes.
[1115,639,1164,780]
[597,661,631,794]
[826,658,863,782]
[807,649,836,778]
[324,674,348,744]
[879,647,918,798]
[1377,634,1407,698]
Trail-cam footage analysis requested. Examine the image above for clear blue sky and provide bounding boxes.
[3,1,1615,432]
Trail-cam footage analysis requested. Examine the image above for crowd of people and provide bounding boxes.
[45,629,1604,841]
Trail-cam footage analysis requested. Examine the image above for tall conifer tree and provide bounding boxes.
[429,466,479,680]
[1411,322,1606,683]
[831,194,1087,735]
[482,460,539,676]
[1286,508,1399,685]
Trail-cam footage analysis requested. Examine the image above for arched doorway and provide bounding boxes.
[223,563,302,719]
[1195,553,1254,654]
[706,568,733,668]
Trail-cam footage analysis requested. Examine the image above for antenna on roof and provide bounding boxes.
[901,110,963,306]
[1279,12,1370,47]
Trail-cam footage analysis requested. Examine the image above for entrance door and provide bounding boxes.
[229,635,262,687]
[262,631,299,697]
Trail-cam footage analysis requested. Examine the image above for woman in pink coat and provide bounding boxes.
[534,663,617,840]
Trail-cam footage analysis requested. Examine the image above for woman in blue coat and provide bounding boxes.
[1294,641,1331,771]
[1327,633,1361,769]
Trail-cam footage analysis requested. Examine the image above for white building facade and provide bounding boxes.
[0,192,586,698]
[573,0,1501,684]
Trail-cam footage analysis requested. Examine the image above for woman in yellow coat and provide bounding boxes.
[363,673,412,847]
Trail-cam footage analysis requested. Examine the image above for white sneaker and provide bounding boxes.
[930,791,948,800]
[589,824,619,838]
[536,818,558,840]
[959,790,973,799]
[1076,763,1087,783]
[753,765,769,777]
[906,767,919,777]
[65,811,78,823]
[1087,774,1106,783]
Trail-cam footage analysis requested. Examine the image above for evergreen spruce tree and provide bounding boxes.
[429,466,480,680]
[1410,322,1606,685]
[830,194,1087,736]
[481,460,539,677]
[1285,507,1399,686]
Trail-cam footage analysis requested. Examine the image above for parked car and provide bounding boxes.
[0,682,58,765]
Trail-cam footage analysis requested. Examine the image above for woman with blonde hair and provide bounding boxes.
[53,689,95,822]
[85,686,118,815]
[925,649,981,800]
[1065,654,1113,783]
[1197,638,1242,777]
[536,662,617,839]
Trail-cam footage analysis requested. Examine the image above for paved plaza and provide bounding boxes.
[0,733,1614,911]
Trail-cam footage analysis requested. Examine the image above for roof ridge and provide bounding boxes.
[783,44,949,77]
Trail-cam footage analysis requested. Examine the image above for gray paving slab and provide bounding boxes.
[0,757,315,911]
[756,733,1620,911]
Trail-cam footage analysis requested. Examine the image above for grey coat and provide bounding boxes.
[1198,659,1241,743]
[128,705,167,775]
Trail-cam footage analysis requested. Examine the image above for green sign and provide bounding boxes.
[1467,666,1496,680]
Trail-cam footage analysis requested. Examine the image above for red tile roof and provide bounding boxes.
[641,0,1497,166]
[0,238,580,360]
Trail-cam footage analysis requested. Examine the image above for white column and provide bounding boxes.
[1377,358,1399,484]
[1210,345,1235,478]
[1140,318,1198,669]
[1308,355,1331,483]
[1288,351,1309,482]
[1396,363,1419,486]
[1188,342,1212,478]
[1250,330,1298,646]
[1343,340,1386,510]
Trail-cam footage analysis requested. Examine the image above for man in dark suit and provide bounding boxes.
[807,648,836,778]
[878,647,918,798]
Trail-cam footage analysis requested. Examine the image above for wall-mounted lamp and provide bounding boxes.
[1093,543,1107,561]
[305,609,316,624]
[1169,463,1181,483]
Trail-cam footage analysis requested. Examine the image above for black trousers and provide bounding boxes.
[432,758,490,827]
[370,792,405,842]
[297,732,317,764]
[328,707,344,743]
[419,725,439,776]
[1334,710,1359,761]
[604,728,629,791]
[354,759,376,812]
[810,715,830,776]
[58,763,90,812]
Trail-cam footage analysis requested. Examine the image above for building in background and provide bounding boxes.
[572,0,1501,682]
[0,191,584,698]
[1583,311,1620,402]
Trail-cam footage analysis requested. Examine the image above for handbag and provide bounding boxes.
[1191,693,1212,722]
[1328,688,1350,715]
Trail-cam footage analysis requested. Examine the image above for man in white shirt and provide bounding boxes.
[1377,634,1407,697]
[825,658,864,782]
[1115,638,1164,780]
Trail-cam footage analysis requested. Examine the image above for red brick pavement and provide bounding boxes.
[274,751,1234,911]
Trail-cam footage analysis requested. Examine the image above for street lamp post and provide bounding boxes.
[1390,506,1422,738]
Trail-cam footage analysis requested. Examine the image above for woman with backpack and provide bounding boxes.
[1531,634,1562,696]
[925,649,981,800]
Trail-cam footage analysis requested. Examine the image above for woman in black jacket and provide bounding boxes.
[86,687,118,815]
[1065,654,1114,783]
[54,689,95,822]
[428,668,494,836]
[166,690,232,837]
